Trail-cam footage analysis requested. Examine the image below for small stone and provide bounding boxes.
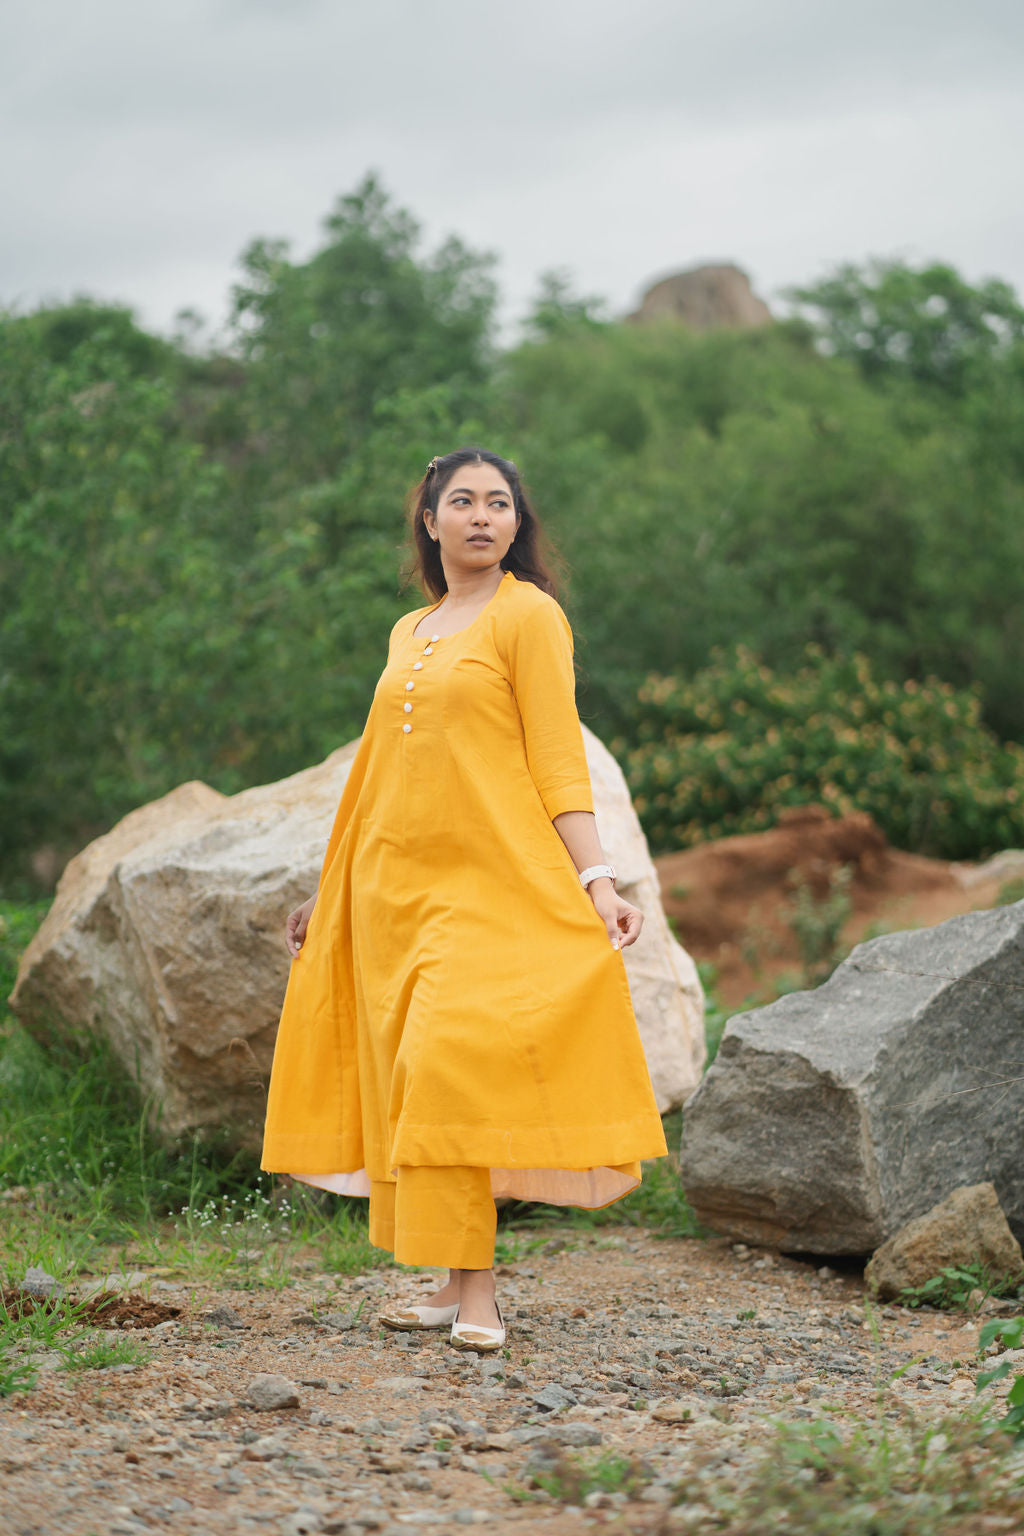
[243,1436,288,1461]
[205,1303,247,1329]
[20,1265,62,1299]
[532,1382,576,1413]
[282,1512,324,1536]
[652,1400,694,1424]
[554,1424,602,1447]
[249,1373,301,1410]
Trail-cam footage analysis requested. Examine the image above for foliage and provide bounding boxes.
[978,1316,1024,1444]
[790,257,1024,395]
[698,962,731,1064]
[620,644,1024,858]
[525,1447,651,1503]
[666,1408,1024,1534]
[3,174,1024,881]
[787,864,854,987]
[496,312,1024,743]
[0,319,234,867]
[228,171,497,498]
[896,1263,1023,1312]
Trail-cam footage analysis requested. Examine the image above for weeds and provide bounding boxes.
[666,1407,1024,1534]
[977,1316,1024,1442]
[896,1262,1023,1312]
[786,862,854,987]
[59,1333,151,1373]
[524,1448,651,1504]
[0,1282,143,1393]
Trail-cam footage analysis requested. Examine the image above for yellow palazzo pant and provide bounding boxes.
[368,1166,497,1270]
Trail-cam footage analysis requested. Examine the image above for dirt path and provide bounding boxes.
[1,1226,1003,1535]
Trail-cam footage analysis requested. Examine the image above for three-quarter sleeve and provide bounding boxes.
[503,595,594,820]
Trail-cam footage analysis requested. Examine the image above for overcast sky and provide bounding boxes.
[3,0,1023,343]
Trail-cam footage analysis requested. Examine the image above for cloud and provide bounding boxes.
[2,0,1022,335]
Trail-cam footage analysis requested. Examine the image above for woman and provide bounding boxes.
[260,447,667,1351]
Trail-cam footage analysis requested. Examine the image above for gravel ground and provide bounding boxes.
[0,1228,1012,1535]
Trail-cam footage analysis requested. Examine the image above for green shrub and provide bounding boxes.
[619,644,1024,858]
[978,1316,1024,1443]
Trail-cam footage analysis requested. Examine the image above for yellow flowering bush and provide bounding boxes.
[618,645,1024,859]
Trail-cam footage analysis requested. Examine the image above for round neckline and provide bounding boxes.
[410,570,514,643]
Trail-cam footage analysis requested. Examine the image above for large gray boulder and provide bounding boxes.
[10,729,704,1153]
[681,903,1024,1254]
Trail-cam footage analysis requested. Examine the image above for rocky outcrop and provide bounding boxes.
[10,730,704,1153]
[865,1184,1024,1300]
[680,903,1024,1254]
[627,264,772,329]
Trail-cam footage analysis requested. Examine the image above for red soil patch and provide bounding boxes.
[1,1286,180,1328]
[656,804,1016,1006]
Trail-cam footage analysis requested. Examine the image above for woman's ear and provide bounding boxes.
[424,510,438,543]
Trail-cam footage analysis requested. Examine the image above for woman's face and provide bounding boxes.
[425,463,520,574]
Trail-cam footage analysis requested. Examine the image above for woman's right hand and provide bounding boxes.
[285,894,318,959]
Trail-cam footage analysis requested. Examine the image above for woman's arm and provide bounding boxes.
[552,810,644,951]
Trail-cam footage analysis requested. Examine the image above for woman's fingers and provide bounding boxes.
[285,907,307,958]
[617,905,644,949]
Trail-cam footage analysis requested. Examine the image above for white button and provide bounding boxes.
[430,634,440,642]
[413,661,423,670]
[423,647,433,656]
[405,681,414,691]
[403,702,412,713]
[402,723,412,734]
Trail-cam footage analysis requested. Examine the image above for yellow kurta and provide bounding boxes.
[260,571,667,1208]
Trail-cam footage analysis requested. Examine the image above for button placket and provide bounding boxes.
[402,631,441,735]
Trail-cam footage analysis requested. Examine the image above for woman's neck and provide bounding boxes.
[439,565,506,608]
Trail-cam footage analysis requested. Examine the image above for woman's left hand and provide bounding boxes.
[588,881,643,950]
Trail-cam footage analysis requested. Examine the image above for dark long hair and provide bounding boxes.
[406,446,561,602]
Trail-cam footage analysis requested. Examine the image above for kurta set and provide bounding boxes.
[260,571,667,1268]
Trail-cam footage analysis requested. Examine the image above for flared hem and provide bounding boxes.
[285,1161,643,1210]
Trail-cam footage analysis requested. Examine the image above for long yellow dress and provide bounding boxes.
[260,571,668,1208]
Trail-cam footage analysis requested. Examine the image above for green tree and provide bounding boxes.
[0,319,230,871]
[789,258,1024,395]
[229,173,498,523]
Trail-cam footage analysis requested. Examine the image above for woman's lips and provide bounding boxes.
[467,535,493,544]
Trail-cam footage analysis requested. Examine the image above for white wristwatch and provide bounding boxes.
[578,864,616,889]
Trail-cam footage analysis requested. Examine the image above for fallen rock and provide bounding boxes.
[248,1373,301,1411]
[10,731,704,1149]
[681,903,1024,1253]
[865,1183,1024,1300]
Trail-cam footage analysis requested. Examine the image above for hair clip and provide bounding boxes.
[425,455,439,475]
